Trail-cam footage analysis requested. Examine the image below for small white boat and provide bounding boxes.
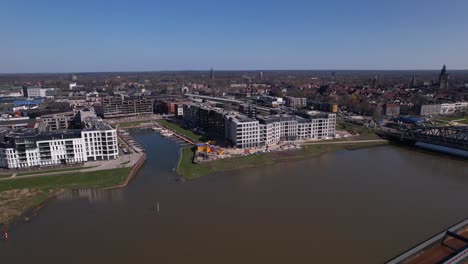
[152,127,162,131]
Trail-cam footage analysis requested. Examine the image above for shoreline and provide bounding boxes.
[177,140,390,180]
[0,156,146,228]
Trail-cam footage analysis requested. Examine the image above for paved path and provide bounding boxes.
[302,139,387,145]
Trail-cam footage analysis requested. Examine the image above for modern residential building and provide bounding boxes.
[238,104,257,118]
[37,112,77,131]
[25,87,56,98]
[225,115,260,149]
[419,102,467,116]
[183,103,227,133]
[225,112,336,148]
[0,117,118,169]
[257,96,284,108]
[95,96,154,118]
[285,96,307,108]
[154,99,187,116]
[440,102,468,115]
[420,104,442,116]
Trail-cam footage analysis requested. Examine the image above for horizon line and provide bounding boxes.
[1,68,468,75]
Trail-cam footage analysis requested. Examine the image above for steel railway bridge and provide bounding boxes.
[378,126,468,151]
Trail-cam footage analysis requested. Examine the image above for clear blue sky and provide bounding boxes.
[1,0,467,73]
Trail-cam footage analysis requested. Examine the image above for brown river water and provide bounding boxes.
[1,129,467,263]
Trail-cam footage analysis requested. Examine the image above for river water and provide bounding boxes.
[1,129,467,263]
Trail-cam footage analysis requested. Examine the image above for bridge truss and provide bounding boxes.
[402,126,468,151]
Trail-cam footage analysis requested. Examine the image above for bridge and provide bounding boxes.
[378,126,468,151]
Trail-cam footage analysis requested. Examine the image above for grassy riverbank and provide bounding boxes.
[156,119,205,142]
[178,141,388,180]
[0,189,53,227]
[0,167,131,227]
[16,166,96,177]
[0,167,131,191]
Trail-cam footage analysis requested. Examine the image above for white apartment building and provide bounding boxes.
[440,102,468,115]
[420,102,468,116]
[27,87,56,98]
[225,112,336,148]
[0,118,118,169]
[225,115,261,149]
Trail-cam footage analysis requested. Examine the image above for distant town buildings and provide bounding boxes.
[384,104,401,116]
[69,82,85,90]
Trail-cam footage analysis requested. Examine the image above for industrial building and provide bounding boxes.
[95,96,154,118]
[0,117,118,169]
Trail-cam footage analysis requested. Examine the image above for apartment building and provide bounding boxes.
[440,102,468,115]
[285,97,307,108]
[25,87,56,98]
[238,104,257,118]
[183,104,227,133]
[96,96,154,118]
[0,117,118,169]
[419,102,467,116]
[155,99,187,116]
[37,112,77,131]
[225,112,336,148]
[420,104,442,116]
[225,115,261,149]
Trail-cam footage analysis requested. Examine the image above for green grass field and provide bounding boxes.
[0,167,131,192]
[16,166,96,176]
[178,141,388,180]
[156,119,205,142]
[434,116,468,124]
[115,121,145,128]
